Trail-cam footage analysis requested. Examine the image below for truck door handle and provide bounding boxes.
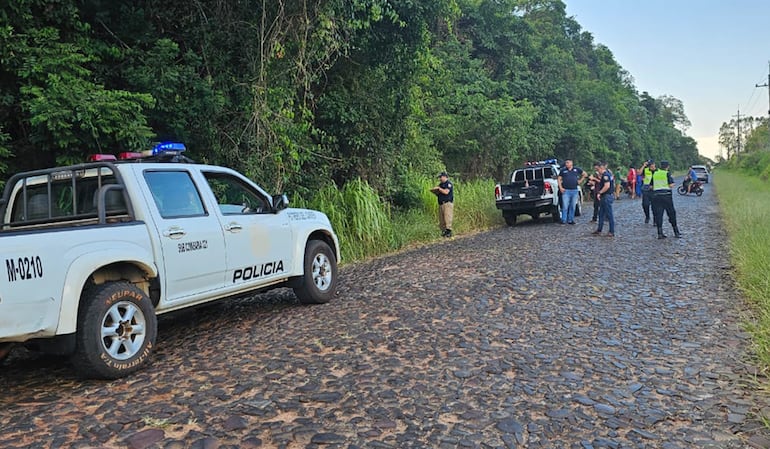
[163,227,186,239]
[224,222,242,232]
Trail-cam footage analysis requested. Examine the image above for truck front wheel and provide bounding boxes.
[71,282,157,379]
[294,240,338,304]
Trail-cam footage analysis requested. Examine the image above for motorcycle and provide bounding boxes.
[677,179,703,196]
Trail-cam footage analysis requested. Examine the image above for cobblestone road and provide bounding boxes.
[2,178,770,449]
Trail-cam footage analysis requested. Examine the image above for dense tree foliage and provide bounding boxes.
[719,115,768,160]
[1,0,699,196]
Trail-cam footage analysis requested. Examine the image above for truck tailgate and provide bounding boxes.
[0,223,152,342]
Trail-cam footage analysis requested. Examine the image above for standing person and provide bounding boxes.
[592,162,615,237]
[626,164,637,199]
[587,163,601,222]
[650,161,680,239]
[639,160,656,224]
[635,170,643,198]
[614,167,623,199]
[557,159,587,225]
[433,172,454,238]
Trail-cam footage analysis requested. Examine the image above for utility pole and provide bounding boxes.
[756,61,770,149]
[733,108,742,155]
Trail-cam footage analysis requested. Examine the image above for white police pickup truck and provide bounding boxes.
[0,143,340,378]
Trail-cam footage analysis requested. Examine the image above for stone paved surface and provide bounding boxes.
[2,179,770,449]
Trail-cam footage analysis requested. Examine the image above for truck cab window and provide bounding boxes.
[202,172,267,215]
[144,171,206,218]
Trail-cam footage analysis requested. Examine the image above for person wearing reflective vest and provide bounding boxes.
[639,159,655,224]
[649,160,681,239]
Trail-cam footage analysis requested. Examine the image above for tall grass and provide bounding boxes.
[299,176,502,262]
[715,169,770,368]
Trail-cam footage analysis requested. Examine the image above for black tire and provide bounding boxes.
[294,240,338,304]
[677,185,687,195]
[575,201,582,217]
[0,343,13,365]
[71,282,157,379]
[696,189,703,197]
[551,206,561,223]
[503,212,517,226]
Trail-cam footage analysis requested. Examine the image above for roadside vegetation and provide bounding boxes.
[297,177,501,262]
[716,122,770,372]
[3,1,700,201]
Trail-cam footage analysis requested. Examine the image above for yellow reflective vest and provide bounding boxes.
[642,167,653,185]
[650,169,671,191]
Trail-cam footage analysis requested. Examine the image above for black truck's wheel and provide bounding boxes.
[294,240,338,304]
[0,343,13,364]
[503,212,517,226]
[71,282,157,379]
[551,205,561,223]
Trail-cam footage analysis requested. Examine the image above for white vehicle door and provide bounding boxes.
[199,170,294,289]
[142,169,227,301]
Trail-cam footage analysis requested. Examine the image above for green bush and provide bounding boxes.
[299,176,501,263]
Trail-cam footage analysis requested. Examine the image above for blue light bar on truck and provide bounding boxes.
[145,142,186,157]
[524,158,557,166]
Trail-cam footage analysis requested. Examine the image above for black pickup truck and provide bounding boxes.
[494,160,582,226]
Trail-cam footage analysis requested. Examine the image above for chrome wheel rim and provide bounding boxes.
[100,301,147,360]
[312,253,333,292]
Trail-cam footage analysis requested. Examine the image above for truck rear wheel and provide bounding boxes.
[551,205,561,222]
[0,343,13,364]
[503,212,517,226]
[71,282,157,379]
[294,240,338,304]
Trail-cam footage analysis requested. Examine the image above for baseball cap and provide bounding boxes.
[660,161,670,168]
[438,172,448,178]
[647,159,654,164]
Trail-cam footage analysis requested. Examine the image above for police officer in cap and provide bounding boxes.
[433,172,454,237]
[650,160,681,239]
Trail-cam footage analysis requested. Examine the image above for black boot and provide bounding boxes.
[673,225,681,238]
[645,215,650,224]
[657,226,666,239]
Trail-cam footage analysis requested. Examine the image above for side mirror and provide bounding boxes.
[272,193,289,212]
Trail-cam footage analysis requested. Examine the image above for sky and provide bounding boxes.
[564,0,770,161]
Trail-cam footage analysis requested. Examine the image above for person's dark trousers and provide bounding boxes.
[652,191,680,238]
[596,195,615,234]
[592,195,600,220]
[641,188,653,223]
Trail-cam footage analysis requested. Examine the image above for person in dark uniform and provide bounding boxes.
[557,159,587,224]
[650,161,680,239]
[639,159,655,224]
[433,172,454,237]
[591,161,615,237]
